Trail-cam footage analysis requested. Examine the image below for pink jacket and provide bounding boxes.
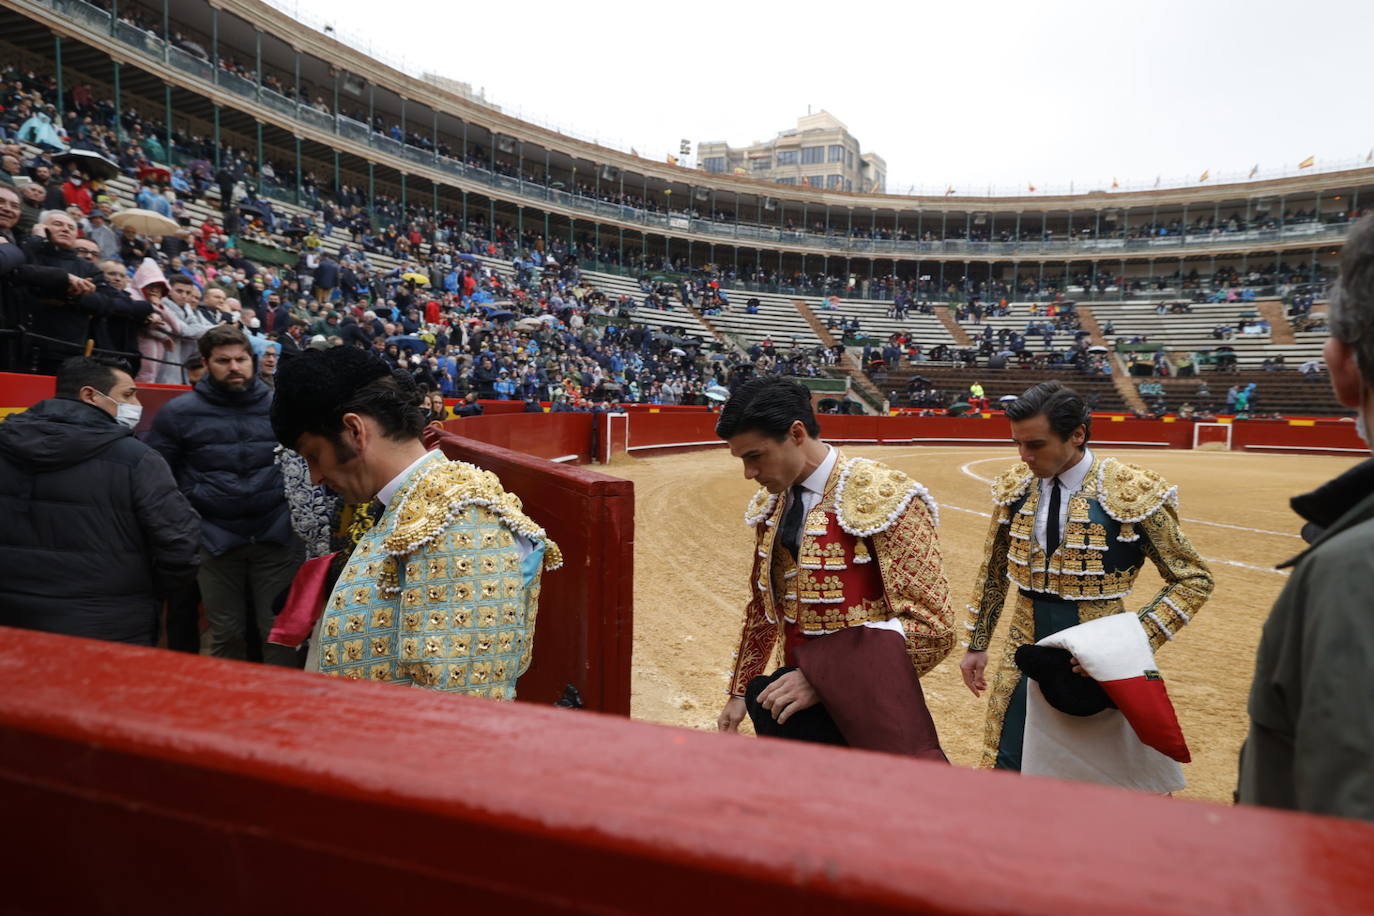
[131,258,182,384]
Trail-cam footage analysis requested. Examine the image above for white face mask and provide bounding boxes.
[97,391,142,429]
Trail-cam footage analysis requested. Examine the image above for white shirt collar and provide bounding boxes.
[797,443,837,495]
[377,450,435,507]
[1045,447,1094,492]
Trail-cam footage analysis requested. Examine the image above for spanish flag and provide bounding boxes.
[1299,155,1315,169]
[666,154,678,166]
[1111,177,1119,189]
[1028,182,1036,192]
[732,167,747,175]
[944,185,955,196]
[1199,170,1209,182]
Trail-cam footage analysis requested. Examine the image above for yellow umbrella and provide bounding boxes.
[402,272,431,286]
[111,208,179,237]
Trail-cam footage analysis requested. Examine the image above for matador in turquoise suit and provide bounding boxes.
[273,346,560,700]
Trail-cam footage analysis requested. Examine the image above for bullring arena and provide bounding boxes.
[4,0,1374,908]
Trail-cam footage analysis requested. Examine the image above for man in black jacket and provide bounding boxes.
[147,325,300,666]
[19,209,132,374]
[0,356,200,644]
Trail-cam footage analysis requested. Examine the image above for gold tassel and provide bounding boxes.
[1119,522,1138,543]
[853,539,872,564]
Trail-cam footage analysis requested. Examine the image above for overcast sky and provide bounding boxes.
[284,0,1367,195]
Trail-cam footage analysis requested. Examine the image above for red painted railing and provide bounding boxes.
[2,627,1372,914]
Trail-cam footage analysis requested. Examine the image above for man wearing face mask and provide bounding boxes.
[1238,213,1374,822]
[0,356,200,645]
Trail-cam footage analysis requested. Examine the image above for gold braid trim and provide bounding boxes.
[991,462,1034,507]
[379,458,563,595]
[1096,458,1179,527]
[834,457,939,536]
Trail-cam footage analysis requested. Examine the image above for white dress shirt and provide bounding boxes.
[1034,447,1094,551]
[783,444,903,635]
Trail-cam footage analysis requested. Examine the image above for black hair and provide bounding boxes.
[1005,380,1092,444]
[182,355,204,371]
[54,356,131,399]
[714,375,820,441]
[167,274,196,287]
[271,346,425,449]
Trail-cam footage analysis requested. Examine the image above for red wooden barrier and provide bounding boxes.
[438,411,595,462]
[424,427,633,714]
[2,627,1372,914]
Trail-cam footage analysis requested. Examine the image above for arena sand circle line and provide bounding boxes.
[871,451,1293,578]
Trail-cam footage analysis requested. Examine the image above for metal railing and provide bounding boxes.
[34,0,1359,269]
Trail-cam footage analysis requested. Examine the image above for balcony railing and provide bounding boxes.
[36,0,1357,262]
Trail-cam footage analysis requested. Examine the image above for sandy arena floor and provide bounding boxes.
[603,443,1358,803]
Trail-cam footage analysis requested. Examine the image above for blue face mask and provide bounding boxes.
[97,391,142,429]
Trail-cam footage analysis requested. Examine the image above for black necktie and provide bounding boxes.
[1045,477,1063,560]
[781,484,806,560]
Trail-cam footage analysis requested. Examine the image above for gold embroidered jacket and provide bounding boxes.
[728,454,955,696]
[316,451,562,698]
[965,455,1214,652]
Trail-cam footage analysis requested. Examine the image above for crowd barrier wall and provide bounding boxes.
[4,374,1364,463]
[438,412,595,463]
[2,627,1372,914]
[423,427,633,714]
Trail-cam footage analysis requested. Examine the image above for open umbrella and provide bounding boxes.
[387,335,429,354]
[238,202,264,219]
[999,394,1019,403]
[946,401,973,417]
[111,208,179,236]
[484,309,516,321]
[1087,344,1110,353]
[53,149,119,179]
[704,384,731,402]
[402,272,430,286]
[456,253,479,263]
[515,316,543,331]
[137,164,172,183]
[669,347,687,357]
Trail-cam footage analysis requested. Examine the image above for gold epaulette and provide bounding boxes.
[382,458,563,571]
[744,487,779,527]
[990,462,1034,506]
[834,457,938,536]
[1096,458,1178,542]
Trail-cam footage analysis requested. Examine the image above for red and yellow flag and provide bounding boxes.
[1298,155,1315,169]
[1198,170,1210,182]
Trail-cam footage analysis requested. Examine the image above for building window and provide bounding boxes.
[828,145,844,163]
[751,157,772,170]
[827,174,842,189]
[776,150,800,165]
[776,177,797,185]
[703,157,726,173]
[845,179,853,192]
[802,146,824,165]
[846,151,854,169]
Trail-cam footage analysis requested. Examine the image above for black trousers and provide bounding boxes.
[745,667,847,747]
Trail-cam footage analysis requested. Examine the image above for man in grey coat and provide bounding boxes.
[1238,213,1374,822]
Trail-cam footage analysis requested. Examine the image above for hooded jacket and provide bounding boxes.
[130,258,181,384]
[0,397,200,644]
[146,375,293,555]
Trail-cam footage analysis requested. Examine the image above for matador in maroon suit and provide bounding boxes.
[715,377,954,758]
